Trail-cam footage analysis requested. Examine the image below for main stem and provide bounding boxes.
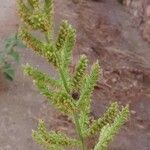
[74,113,86,150]
[44,30,85,148]
[59,67,86,150]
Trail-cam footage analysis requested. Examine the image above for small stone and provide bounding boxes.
[131,110,136,115]
[145,5,150,17]
[112,78,117,83]
[136,117,143,123]
[137,124,145,130]
[142,21,150,43]
[125,0,131,6]
[132,81,138,87]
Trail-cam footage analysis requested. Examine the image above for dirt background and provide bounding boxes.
[0,0,150,150]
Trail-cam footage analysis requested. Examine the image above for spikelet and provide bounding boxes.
[17,0,50,32]
[56,21,72,51]
[24,64,61,88]
[72,55,88,91]
[51,91,77,115]
[43,44,58,67]
[34,80,76,115]
[44,0,54,40]
[94,105,129,150]
[85,102,119,137]
[78,61,100,113]
[56,21,76,64]
[17,0,31,23]
[19,28,58,66]
[55,21,76,89]
[61,22,76,69]
[29,11,50,32]
[18,28,43,53]
[28,0,39,9]
[32,120,79,149]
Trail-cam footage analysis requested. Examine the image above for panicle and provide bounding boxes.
[16,0,130,149]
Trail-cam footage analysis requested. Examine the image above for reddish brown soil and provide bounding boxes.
[0,0,150,150]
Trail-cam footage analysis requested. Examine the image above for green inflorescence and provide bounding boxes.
[16,0,130,150]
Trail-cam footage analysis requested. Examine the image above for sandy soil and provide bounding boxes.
[0,0,150,150]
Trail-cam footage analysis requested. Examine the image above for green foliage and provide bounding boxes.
[0,34,25,80]
[17,0,129,149]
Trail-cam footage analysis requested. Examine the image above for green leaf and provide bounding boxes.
[5,34,25,52]
[16,37,26,48]
[9,49,20,63]
[3,63,15,81]
[4,34,22,60]
[5,34,17,50]
[0,53,5,64]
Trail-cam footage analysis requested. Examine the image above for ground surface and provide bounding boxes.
[0,0,150,150]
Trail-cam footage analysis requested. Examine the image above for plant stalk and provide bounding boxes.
[59,67,70,94]
[58,66,86,150]
[53,35,85,149]
[74,113,86,150]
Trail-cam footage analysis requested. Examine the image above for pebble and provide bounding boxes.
[131,110,136,115]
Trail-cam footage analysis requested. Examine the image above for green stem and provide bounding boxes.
[58,67,86,150]
[46,27,86,149]
[55,61,85,149]
[74,113,86,150]
[45,32,52,43]
[45,31,69,94]
[59,67,70,94]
